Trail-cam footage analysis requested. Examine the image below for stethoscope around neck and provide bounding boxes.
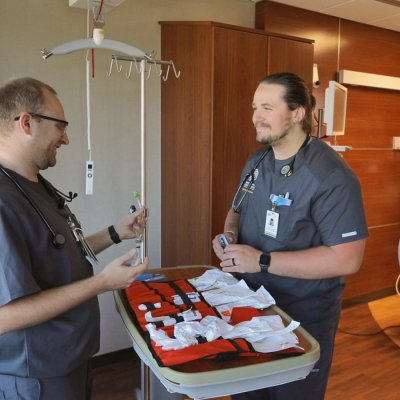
[232,146,272,213]
[279,134,310,177]
[232,134,310,213]
[0,166,75,249]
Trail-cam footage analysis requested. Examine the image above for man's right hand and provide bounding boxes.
[99,249,149,291]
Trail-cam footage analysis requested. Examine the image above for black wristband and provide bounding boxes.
[108,225,121,244]
[259,252,271,273]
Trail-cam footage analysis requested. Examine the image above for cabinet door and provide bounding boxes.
[268,36,314,88]
[211,28,269,254]
[161,24,214,267]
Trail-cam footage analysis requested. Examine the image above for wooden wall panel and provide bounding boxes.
[344,87,399,148]
[267,36,314,88]
[255,1,338,112]
[255,1,400,301]
[340,20,400,76]
[344,151,400,227]
[161,24,214,266]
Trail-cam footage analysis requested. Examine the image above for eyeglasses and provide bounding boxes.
[232,147,271,213]
[14,113,69,134]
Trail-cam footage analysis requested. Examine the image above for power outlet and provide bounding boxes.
[393,137,400,150]
[86,161,94,195]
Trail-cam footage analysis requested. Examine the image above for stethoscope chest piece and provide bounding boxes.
[280,165,292,177]
[52,233,67,249]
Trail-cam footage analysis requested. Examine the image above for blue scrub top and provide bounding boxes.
[0,170,100,378]
[235,139,368,310]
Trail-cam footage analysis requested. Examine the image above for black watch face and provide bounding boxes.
[260,254,270,266]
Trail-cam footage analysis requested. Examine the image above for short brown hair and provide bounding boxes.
[0,77,57,132]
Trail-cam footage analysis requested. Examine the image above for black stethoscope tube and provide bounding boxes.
[0,166,66,248]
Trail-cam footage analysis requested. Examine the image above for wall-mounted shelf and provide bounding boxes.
[338,70,400,91]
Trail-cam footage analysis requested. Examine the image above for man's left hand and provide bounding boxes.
[113,207,147,241]
[220,244,262,273]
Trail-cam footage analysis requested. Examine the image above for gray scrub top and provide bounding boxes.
[0,169,100,378]
[235,139,368,311]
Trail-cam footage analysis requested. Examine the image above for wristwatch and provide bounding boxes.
[259,252,271,273]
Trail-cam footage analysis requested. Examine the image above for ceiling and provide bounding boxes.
[253,0,400,32]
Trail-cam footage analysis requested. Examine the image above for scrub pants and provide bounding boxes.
[232,296,342,400]
[0,360,92,400]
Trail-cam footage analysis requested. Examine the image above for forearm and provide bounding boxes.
[224,208,240,239]
[221,239,366,279]
[269,240,366,279]
[86,228,114,255]
[0,274,107,336]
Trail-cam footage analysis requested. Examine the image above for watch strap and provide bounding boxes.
[259,252,271,273]
[108,225,122,244]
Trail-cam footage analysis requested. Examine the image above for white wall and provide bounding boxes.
[0,0,255,355]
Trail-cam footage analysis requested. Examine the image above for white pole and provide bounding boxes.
[140,59,147,259]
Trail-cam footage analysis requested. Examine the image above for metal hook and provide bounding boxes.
[171,61,181,78]
[156,63,163,78]
[107,55,180,80]
[146,63,152,80]
[114,58,123,73]
[134,58,142,74]
[162,64,171,82]
[126,61,133,79]
[107,57,115,77]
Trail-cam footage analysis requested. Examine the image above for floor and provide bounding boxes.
[368,294,400,347]
[325,296,400,400]
[92,298,400,400]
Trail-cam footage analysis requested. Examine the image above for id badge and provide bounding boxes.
[264,209,279,238]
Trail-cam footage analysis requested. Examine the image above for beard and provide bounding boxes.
[255,121,292,146]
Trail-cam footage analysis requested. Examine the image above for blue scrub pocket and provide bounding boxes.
[0,376,40,400]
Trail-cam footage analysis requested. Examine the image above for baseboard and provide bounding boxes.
[92,347,139,369]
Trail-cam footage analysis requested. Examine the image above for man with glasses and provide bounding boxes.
[0,77,148,399]
[212,72,368,400]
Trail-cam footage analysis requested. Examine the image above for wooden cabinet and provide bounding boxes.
[160,21,313,267]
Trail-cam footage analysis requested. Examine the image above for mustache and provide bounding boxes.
[254,122,271,129]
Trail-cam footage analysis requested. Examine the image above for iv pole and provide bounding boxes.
[42,39,180,261]
[42,38,150,259]
[140,59,148,259]
[42,38,180,400]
